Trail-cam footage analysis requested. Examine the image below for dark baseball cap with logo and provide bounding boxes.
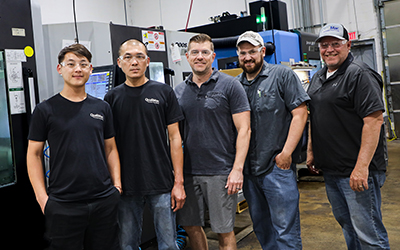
[315,23,349,43]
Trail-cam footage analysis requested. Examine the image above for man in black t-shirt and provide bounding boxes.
[307,23,390,249]
[27,44,121,249]
[104,39,185,250]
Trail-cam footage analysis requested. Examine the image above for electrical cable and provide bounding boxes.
[43,146,50,178]
[73,0,79,43]
[185,0,194,32]
[123,0,128,26]
[176,225,187,250]
[382,75,397,141]
[43,146,50,158]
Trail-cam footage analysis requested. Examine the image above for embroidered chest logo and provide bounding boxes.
[145,98,160,105]
[90,113,104,121]
[332,82,338,87]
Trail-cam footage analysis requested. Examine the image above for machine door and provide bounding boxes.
[0,51,16,188]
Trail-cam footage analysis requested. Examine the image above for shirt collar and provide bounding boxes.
[317,52,354,80]
[185,68,219,86]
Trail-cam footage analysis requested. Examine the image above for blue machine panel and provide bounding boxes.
[213,30,300,69]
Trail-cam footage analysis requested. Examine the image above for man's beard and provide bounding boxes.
[239,58,263,75]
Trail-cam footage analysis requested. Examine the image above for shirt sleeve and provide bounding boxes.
[281,69,310,111]
[103,102,116,139]
[353,69,385,118]
[166,87,185,125]
[228,78,251,114]
[27,105,48,142]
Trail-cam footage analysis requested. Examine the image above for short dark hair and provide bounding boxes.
[188,33,214,52]
[119,39,148,56]
[58,43,92,64]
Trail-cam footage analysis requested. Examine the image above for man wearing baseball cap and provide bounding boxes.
[236,31,309,249]
[307,23,390,249]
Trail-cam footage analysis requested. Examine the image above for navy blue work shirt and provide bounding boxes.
[237,61,310,177]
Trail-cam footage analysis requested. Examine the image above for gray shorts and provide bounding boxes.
[177,174,238,233]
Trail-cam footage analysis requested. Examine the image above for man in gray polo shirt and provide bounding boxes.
[236,31,309,249]
[174,33,251,250]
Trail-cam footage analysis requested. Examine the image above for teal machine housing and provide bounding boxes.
[212,30,301,69]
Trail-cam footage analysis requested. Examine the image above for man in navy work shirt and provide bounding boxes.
[104,39,185,250]
[236,31,309,250]
[27,44,121,250]
[307,23,390,249]
[174,33,251,250]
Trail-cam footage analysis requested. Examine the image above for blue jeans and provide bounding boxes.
[243,164,302,250]
[119,193,178,250]
[323,171,390,250]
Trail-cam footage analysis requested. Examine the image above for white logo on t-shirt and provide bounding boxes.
[90,113,104,121]
[145,98,160,105]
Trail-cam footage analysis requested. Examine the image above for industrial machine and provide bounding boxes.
[0,0,46,248]
[181,0,321,82]
[184,0,289,37]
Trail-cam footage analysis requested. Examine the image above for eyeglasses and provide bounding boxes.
[60,61,91,69]
[187,50,213,57]
[119,54,148,63]
[236,46,263,58]
[319,40,347,49]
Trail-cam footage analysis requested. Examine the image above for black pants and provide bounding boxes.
[44,191,120,250]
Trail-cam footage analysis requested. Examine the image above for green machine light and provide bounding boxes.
[256,7,267,30]
[260,7,266,23]
[256,15,261,24]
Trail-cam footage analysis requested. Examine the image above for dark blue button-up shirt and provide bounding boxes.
[237,61,310,176]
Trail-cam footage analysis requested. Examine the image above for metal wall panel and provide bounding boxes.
[388,56,400,82]
[386,27,400,55]
[390,85,400,110]
[384,0,400,26]
[382,0,400,137]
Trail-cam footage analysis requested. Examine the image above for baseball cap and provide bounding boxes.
[237,31,264,47]
[315,23,349,43]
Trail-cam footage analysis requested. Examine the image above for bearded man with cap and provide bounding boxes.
[236,31,309,249]
[306,23,390,249]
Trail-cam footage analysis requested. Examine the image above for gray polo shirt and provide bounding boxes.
[174,69,250,175]
[237,61,310,177]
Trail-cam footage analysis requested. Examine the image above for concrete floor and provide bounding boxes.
[145,140,400,249]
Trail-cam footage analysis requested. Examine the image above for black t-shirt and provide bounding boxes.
[28,94,116,202]
[104,81,184,196]
[308,53,386,176]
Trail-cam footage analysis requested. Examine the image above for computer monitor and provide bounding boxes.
[85,65,114,99]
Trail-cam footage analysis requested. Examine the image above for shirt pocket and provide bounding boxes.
[205,91,225,110]
[256,89,276,112]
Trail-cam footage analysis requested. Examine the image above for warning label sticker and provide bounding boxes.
[142,30,165,52]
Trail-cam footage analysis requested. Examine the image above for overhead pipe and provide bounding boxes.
[319,0,325,30]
